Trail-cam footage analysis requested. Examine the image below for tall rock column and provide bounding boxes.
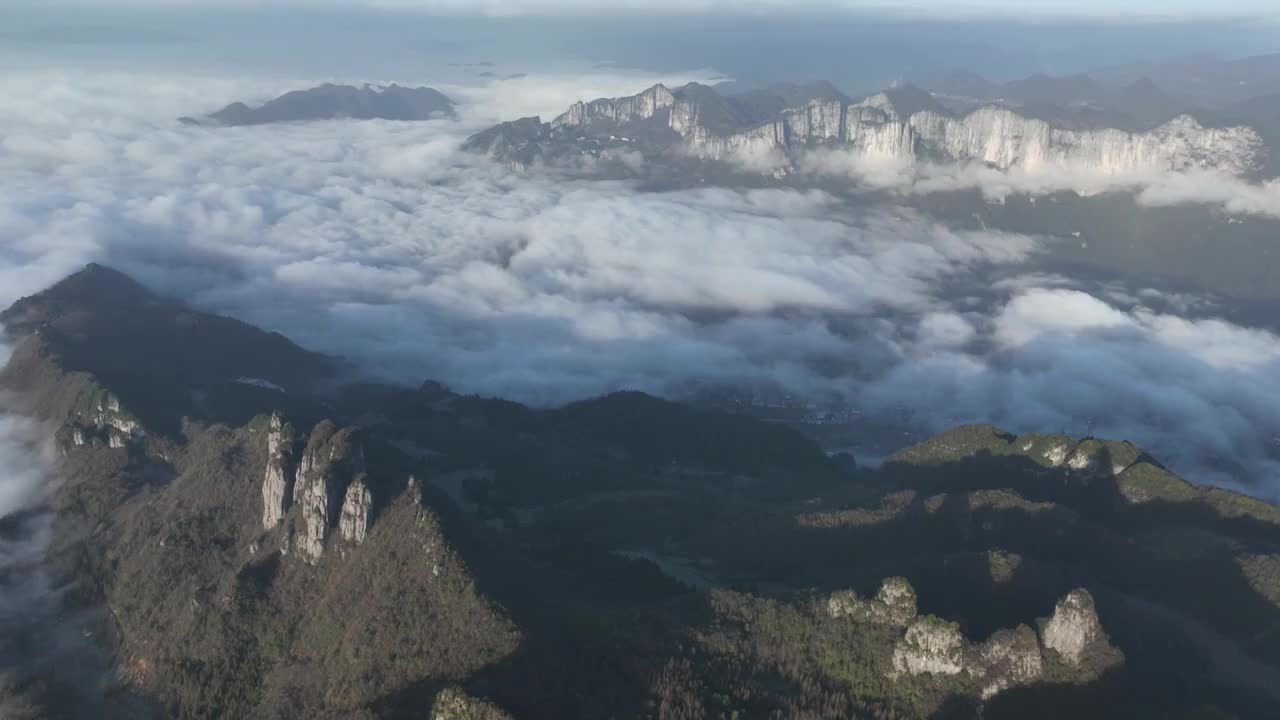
[262,413,296,529]
[339,475,373,545]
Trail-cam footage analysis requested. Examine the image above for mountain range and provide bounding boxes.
[3,264,1280,718]
[463,80,1268,178]
[1088,52,1280,107]
[179,83,456,127]
[922,72,1209,130]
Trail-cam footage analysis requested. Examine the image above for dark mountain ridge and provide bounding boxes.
[179,83,456,127]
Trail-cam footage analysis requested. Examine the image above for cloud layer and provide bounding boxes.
[1,69,1279,496]
[798,153,1280,221]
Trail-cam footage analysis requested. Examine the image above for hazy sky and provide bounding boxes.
[12,0,1280,19]
[4,2,1278,90]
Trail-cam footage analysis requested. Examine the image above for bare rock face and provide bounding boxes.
[293,421,364,563]
[262,413,296,529]
[884,585,1115,699]
[828,576,918,627]
[554,83,675,129]
[431,687,513,720]
[69,390,144,449]
[892,617,965,676]
[975,626,1044,699]
[339,474,373,545]
[1039,588,1106,666]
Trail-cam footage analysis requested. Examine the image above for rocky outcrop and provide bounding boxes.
[987,549,1023,583]
[828,576,917,626]
[262,413,295,529]
[339,475,373,544]
[431,687,513,720]
[58,389,145,452]
[69,390,144,448]
[884,585,1115,699]
[1039,588,1108,666]
[890,425,1147,483]
[292,421,364,563]
[470,82,1265,177]
[975,626,1043,699]
[892,616,966,676]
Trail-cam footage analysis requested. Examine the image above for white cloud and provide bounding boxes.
[994,289,1134,347]
[801,152,1280,221]
[917,312,977,349]
[0,409,47,519]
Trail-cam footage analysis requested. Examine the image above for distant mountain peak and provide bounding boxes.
[186,83,457,127]
[879,84,948,118]
[2,263,154,326]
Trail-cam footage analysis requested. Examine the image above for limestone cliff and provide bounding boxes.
[470,81,1266,177]
[553,83,675,128]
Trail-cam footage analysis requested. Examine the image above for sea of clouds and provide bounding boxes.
[1,69,1279,495]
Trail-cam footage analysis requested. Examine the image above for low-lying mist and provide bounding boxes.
[0,373,142,717]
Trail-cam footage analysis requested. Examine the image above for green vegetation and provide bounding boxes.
[986,550,1023,583]
[1238,554,1280,608]
[1116,462,1198,504]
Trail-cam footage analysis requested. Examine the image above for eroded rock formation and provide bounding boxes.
[292,420,364,563]
[975,626,1044,699]
[340,474,373,545]
[65,389,145,450]
[892,616,966,676]
[1039,588,1107,666]
[262,413,295,529]
[873,579,1117,700]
